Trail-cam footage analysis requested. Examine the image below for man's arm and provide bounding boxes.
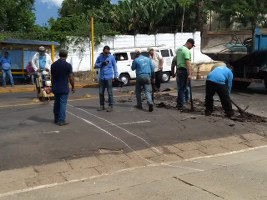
[131,60,136,71]
[45,54,52,71]
[171,56,177,78]
[32,54,38,71]
[186,60,192,80]
[94,56,102,69]
[68,64,75,92]
[158,53,163,70]
[227,70,234,94]
[112,56,118,78]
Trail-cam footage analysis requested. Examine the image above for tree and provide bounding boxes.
[0,0,35,32]
[178,0,194,33]
[206,0,267,31]
[59,0,110,17]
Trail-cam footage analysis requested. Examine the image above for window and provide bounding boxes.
[160,49,170,57]
[114,53,128,61]
[170,49,174,56]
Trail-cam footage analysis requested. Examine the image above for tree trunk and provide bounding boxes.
[181,6,185,33]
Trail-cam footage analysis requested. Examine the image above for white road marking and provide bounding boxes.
[118,120,151,125]
[68,104,161,154]
[2,145,267,198]
[42,131,60,134]
[66,110,153,165]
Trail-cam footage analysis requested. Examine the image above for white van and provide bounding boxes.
[94,47,174,85]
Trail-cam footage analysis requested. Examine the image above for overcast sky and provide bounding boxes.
[35,0,119,25]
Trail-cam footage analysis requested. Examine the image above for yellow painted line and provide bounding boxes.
[0,94,133,109]
[0,102,42,108]
[0,84,99,94]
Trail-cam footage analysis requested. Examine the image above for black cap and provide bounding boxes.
[187,38,195,47]
[103,46,110,51]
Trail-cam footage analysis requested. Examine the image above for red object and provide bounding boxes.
[45,87,52,94]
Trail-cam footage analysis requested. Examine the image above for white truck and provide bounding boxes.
[94,47,174,85]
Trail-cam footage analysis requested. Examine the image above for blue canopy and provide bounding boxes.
[0,39,60,46]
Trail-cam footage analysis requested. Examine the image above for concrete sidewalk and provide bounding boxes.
[1,145,267,200]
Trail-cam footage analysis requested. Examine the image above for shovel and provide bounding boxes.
[230,99,249,116]
[188,79,194,111]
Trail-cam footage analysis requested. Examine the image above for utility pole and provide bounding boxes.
[91,16,95,81]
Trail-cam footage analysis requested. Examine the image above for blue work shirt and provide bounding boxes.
[95,53,118,80]
[207,66,233,93]
[0,57,11,70]
[51,59,73,94]
[131,55,154,77]
[39,56,47,70]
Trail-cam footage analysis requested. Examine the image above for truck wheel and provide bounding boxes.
[162,72,170,83]
[233,81,251,89]
[119,74,130,86]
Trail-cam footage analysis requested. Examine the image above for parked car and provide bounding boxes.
[94,47,174,85]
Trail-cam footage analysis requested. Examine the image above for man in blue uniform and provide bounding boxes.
[0,52,14,87]
[205,62,234,118]
[95,46,118,112]
[131,49,154,112]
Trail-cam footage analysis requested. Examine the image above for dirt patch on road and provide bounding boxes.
[154,93,267,123]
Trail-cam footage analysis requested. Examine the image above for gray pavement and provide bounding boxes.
[1,145,267,200]
[0,80,267,197]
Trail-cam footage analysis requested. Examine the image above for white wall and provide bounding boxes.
[66,32,213,72]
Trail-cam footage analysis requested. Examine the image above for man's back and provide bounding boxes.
[132,55,153,76]
[51,59,73,94]
[208,66,233,85]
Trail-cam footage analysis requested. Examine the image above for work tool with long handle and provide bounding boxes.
[230,99,249,116]
[188,79,194,111]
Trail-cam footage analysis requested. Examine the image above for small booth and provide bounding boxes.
[0,39,59,81]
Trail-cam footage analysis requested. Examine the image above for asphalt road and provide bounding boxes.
[0,80,266,171]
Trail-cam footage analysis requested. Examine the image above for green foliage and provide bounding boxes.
[0,0,35,32]
[1,0,267,47]
[206,0,267,30]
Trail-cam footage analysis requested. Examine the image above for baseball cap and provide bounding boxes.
[135,48,141,53]
[187,38,195,47]
[103,46,110,51]
[38,46,46,52]
[147,47,154,52]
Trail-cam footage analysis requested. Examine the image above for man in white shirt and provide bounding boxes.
[32,46,52,72]
[148,47,163,92]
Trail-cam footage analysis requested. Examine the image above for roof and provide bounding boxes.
[0,39,60,46]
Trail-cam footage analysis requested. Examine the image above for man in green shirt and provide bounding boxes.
[172,38,195,110]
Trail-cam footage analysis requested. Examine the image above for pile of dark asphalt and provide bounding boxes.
[154,93,266,123]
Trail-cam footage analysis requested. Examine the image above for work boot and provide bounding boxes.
[134,105,143,110]
[106,106,113,112]
[226,111,234,118]
[97,105,105,111]
[205,110,212,116]
[57,121,69,126]
[148,104,153,112]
